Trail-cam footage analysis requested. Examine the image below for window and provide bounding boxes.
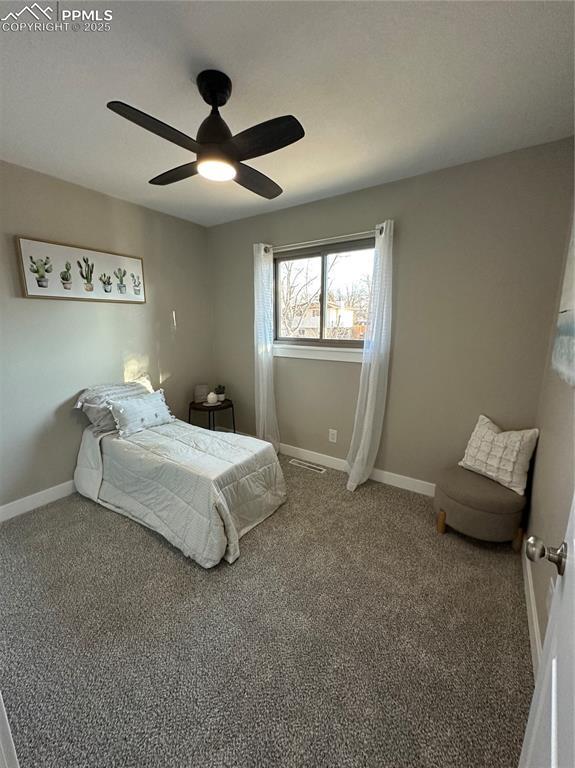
[274,239,375,346]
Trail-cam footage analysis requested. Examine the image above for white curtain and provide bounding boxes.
[253,243,281,452]
[346,220,394,491]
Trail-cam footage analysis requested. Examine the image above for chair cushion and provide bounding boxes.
[437,465,526,516]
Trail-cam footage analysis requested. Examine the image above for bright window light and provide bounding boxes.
[276,246,375,344]
[197,160,236,182]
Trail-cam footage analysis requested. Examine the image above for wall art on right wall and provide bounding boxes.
[552,223,575,386]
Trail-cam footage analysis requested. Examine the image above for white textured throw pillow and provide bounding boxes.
[108,389,175,437]
[459,415,538,495]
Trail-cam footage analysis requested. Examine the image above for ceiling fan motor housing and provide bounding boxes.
[195,71,234,157]
[196,112,233,146]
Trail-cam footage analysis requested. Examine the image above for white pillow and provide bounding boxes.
[75,376,153,431]
[108,389,175,437]
[459,414,538,495]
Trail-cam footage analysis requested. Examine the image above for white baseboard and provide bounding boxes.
[279,443,435,497]
[0,692,19,768]
[522,540,542,676]
[369,467,436,497]
[0,480,75,524]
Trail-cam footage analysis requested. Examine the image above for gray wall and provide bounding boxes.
[2,138,573,548]
[0,161,213,505]
[528,226,574,639]
[208,139,574,482]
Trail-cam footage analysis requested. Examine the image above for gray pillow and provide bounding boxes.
[75,376,153,431]
[107,389,175,437]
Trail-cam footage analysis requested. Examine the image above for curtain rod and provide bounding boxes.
[272,228,376,254]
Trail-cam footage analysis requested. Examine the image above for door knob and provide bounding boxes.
[526,536,568,576]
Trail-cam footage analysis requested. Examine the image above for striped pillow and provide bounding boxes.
[75,376,153,431]
[107,389,175,437]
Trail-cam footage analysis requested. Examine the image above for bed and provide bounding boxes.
[74,420,287,568]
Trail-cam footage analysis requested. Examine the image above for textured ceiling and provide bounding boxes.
[0,0,573,226]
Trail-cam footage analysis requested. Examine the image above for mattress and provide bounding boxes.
[74,420,287,568]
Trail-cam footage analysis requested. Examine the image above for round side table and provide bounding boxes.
[188,399,236,432]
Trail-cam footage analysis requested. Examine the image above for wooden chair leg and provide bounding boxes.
[436,509,446,535]
[512,527,524,553]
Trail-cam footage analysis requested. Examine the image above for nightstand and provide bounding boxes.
[188,399,236,432]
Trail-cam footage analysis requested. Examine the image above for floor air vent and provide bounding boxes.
[289,458,326,473]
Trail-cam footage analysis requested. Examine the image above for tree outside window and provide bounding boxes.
[276,246,374,344]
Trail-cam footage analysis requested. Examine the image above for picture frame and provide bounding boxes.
[16,236,146,304]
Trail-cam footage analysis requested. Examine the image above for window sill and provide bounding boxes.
[273,344,363,363]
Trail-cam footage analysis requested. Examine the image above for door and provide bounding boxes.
[0,691,20,768]
[519,493,574,768]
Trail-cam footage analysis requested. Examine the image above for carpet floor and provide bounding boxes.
[0,457,533,768]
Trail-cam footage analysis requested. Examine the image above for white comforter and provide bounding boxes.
[74,420,287,568]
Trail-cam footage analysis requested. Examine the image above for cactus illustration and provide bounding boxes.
[77,256,94,291]
[114,268,127,294]
[29,255,53,287]
[60,261,72,289]
[130,272,142,295]
[99,273,113,293]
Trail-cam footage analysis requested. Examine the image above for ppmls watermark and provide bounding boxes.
[1,3,113,32]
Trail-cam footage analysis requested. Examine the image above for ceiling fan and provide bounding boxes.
[107,70,304,199]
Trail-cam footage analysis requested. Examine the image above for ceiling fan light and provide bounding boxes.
[197,159,236,182]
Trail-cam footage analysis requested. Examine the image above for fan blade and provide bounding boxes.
[107,101,200,154]
[149,162,198,186]
[234,163,282,199]
[224,116,304,161]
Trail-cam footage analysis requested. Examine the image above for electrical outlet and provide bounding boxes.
[328,429,337,443]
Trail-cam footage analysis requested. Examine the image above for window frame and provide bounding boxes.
[273,238,375,348]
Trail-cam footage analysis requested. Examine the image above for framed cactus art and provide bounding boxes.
[16,237,146,303]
